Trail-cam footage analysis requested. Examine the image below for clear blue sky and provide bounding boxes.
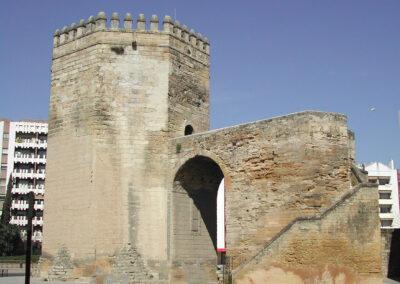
[0,0,399,165]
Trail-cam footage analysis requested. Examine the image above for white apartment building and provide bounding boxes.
[0,119,11,217]
[0,119,47,242]
[365,160,400,229]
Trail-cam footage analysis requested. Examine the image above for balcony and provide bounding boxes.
[34,186,45,195]
[36,171,46,179]
[14,154,46,164]
[9,216,28,226]
[32,231,43,242]
[11,185,45,195]
[380,210,394,218]
[379,199,393,205]
[15,124,48,134]
[9,216,43,227]
[34,202,44,210]
[15,141,36,149]
[15,139,47,149]
[13,170,46,179]
[12,187,30,194]
[378,184,393,191]
[11,199,44,211]
[33,217,43,226]
[11,200,29,210]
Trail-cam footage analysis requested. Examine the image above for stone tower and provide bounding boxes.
[43,11,210,281]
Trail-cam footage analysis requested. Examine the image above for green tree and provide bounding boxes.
[0,175,12,225]
[0,175,23,256]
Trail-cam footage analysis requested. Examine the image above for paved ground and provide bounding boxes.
[0,270,88,284]
[0,276,88,284]
[0,275,398,284]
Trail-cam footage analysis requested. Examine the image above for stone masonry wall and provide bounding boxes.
[233,184,381,284]
[45,33,105,259]
[46,30,170,264]
[171,112,355,274]
[44,12,211,282]
[167,34,210,137]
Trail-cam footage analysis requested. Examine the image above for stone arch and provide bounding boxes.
[172,150,231,191]
[171,154,226,281]
[388,230,400,280]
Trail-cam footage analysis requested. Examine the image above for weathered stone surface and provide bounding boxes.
[43,13,382,284]
[170,112,381,282]
[232,184,381,283]
[48,246,74,280]
[172,112,353,266]
[111,244,157,283]
[44,15,210,283]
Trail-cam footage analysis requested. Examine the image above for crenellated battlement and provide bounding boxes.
[53,11,210,55]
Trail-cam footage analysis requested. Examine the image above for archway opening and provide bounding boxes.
[184,125,194,135]
[172,156,224,265]
[388,229,400,280]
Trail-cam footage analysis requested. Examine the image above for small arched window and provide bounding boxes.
[184,125,194,136]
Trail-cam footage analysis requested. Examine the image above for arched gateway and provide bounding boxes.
[172,155,225,281]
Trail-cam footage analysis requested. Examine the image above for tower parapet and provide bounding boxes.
[52,11,210,55]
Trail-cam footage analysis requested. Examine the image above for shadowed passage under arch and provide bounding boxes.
[172,155,224,263]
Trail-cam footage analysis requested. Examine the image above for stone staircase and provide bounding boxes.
[230,181,373,279]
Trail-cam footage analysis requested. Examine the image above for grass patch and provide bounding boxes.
[176,143,182,153]
[0,255,40,263]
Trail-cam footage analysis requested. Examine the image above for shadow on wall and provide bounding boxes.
[170,156,224,284]
[388,229,400,281]
[173,155,224,254]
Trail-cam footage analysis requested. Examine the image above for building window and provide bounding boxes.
[380,205,392,213]
[2,149,8,154]
[3,134,9,139]
[379,192,391,199]
[378,178,390,185]
[381,219,393,227]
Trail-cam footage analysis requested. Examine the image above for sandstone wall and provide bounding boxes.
[167,34,210,137]
[44,16,211,281]
[45,33,105,259]
[170,111,378,281]
[46,30,172,262]
[233,184,381,284]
